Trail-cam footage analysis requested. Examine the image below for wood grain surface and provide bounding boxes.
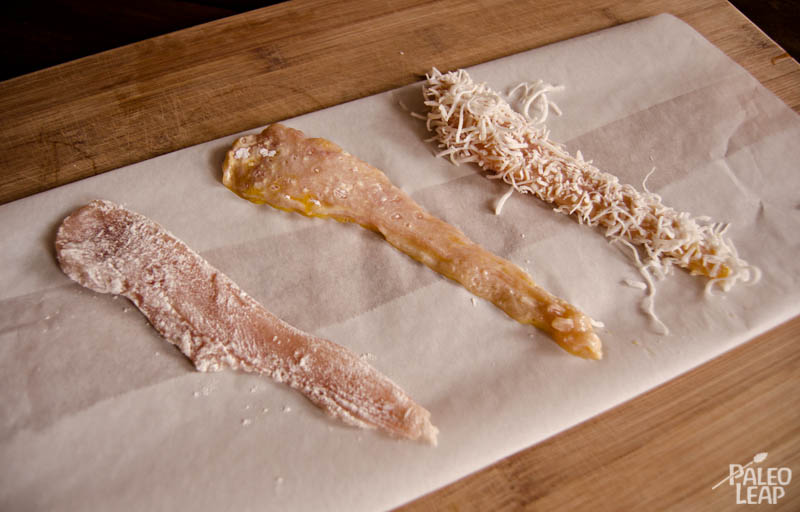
[398,318,800,511]
[1,1,798,510]
[1,0,798,206]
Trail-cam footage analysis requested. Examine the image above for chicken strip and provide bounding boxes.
[422,68,759,293]
[222,124,602,359]
[55,199,438,444]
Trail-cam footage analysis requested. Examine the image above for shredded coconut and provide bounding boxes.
[494,187,514,215]
[422,68,760,332]
[508,79,564,125]
[623,278,648,290]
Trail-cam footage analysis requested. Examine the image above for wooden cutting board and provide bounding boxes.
[1,1,798,510]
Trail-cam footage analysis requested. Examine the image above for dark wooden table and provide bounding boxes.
[2,1,796,82]
[1,1,798,510]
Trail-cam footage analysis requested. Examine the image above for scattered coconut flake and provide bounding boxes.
[508,79,564,125]
[494,187,514,215]
[623,279,648,290]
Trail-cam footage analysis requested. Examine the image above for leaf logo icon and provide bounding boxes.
[711,451,771,490]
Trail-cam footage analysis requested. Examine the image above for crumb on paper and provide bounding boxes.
[282,405,292,413]
[241,418,252,427]
[193,384,214,397]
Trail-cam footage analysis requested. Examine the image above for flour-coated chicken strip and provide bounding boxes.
[55,199,438,444]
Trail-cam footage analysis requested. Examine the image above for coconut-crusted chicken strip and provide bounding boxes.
[422,68,759,294]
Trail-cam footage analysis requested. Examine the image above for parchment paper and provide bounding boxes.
[2,14,799,511]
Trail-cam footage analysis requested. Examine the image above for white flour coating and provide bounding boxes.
[55,200,437,444]
[422,69,760,297]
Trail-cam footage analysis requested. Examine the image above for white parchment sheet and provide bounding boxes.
[2,14,799,511]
